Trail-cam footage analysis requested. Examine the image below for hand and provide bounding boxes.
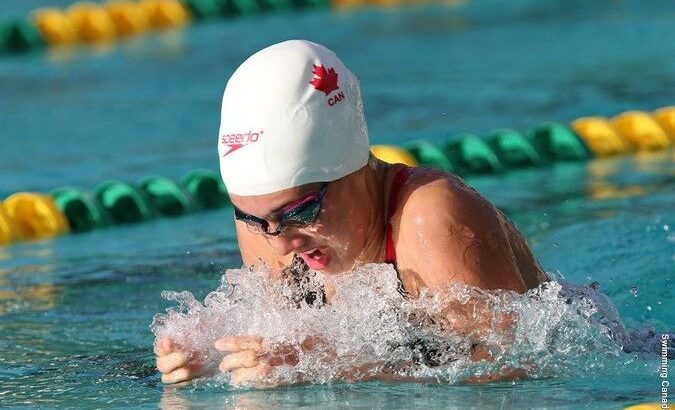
[214,336,273,387]
[155,337,204,384]
[215,335,304,387]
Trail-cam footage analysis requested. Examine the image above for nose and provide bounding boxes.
[267,226,308,256]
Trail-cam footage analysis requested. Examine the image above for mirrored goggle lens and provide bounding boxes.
[281,200,321,226]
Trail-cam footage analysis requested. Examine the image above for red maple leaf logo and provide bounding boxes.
[223,143,245,156]
[310,65,339,95]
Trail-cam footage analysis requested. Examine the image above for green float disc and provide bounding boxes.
[488,129,540,168]
[181,169,230,209]
[139,176,196,217]
[444,134,502,176]
[94,181,155,224]
[257,0,293,11]
[183,0,223,19]
[402,140,454,173]
[527,123,591,162]
[292,0,329,8]
[0,18,45,53]
[50,187,111,232]
[220,0,260,16]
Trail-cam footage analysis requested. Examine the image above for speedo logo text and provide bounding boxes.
[220,130,264,156]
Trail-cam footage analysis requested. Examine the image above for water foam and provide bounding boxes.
[151,263,628,387]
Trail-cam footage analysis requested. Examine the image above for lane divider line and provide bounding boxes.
[1,107,672,246]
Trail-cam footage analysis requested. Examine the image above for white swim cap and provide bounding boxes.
[217,40,370,196]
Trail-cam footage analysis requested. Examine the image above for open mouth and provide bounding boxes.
[298,247,332,270]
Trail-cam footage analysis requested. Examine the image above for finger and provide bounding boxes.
[160,361,203,384]
[215,336,263,352]
[161,366,194,384]
[231,363,274,387]
[157,351,190,374]
[219,350,259,372]
[154,337,175,356]
[301,336,322,352]
[263,344,299,367]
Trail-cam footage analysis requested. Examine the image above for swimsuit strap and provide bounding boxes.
[385,167,413,263]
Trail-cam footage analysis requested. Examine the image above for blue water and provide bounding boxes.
[1,0,674,408]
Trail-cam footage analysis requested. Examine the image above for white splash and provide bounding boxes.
[151,263,627,387]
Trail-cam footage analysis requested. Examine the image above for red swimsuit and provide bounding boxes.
[384,167,413,264]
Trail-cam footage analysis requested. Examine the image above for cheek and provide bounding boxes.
[321,206,369,250]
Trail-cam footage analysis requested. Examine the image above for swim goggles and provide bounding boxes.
[233,182,328,236]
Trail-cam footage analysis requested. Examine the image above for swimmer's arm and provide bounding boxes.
[396,176,531,334]
[393,176,540,380]
[207,336,524,386]
[396,174,543,294]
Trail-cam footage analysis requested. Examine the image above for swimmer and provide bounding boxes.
[155,40,550,385]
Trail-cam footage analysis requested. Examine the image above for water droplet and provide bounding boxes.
[646,305,652,311]
[664,224,670,232]
[630,287,639,297]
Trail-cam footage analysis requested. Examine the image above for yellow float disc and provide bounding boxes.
[370,0,404,7]
[104,0,151,37]
[3,193,70,240]
[653,106,675,142]
[32,8,78,45]
[612,111,671,152]
[66,2,117,43]
[370,145,419,167]
[0,203,22,245]
[624,403,662,410]
[140,0,190,29]
[571,116,629,157]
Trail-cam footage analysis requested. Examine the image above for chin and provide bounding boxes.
[320,265,341,275]
[320,257,353,275]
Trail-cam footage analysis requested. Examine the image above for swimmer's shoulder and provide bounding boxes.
[389,165,487,228]
[390,166,534,293]
[390,165,494,252]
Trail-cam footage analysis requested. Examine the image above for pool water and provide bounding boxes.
[1,0,674,408]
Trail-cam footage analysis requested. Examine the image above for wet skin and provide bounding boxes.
[155,157,549,385]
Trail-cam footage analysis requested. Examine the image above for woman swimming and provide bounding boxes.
[155,40,549,385]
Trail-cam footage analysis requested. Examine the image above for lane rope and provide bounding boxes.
[0,107,672,246]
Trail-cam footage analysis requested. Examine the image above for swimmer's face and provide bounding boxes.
[230,173,371,274]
